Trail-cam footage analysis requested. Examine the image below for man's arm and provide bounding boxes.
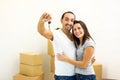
[37,12,53,40]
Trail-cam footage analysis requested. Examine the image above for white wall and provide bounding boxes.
[0,0,120,80]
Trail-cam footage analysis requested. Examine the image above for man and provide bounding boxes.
[38,11,76,80]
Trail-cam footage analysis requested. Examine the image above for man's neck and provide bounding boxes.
[61,28,73,41]
[61,28,71,36]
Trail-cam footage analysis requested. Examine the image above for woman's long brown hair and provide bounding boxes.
[72,20,95,48]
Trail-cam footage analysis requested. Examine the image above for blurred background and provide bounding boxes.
[0,0,120,80]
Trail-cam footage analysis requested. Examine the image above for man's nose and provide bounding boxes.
[67,20,72,24]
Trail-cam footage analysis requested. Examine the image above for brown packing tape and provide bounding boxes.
[13,73,44,80]
[20,52,43,65]
[20,64,43,77]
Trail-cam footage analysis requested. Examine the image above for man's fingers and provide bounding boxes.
[40,12,52,22]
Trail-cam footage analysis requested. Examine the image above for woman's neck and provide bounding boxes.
[79,38,83,45]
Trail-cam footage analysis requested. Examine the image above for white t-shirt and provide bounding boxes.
[51,29,76,76]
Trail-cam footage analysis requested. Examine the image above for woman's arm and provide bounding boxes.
[57,46,94,68]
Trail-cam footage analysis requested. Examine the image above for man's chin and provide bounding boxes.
[67,27,72,31]
[65,26,72,31]
[66,27,71,30]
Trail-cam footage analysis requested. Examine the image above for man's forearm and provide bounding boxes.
[38,20,45,35]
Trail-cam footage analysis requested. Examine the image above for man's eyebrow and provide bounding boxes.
[64,17,69,18]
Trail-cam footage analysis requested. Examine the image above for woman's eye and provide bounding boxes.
[78,27,81,29]
[73,29,76,31]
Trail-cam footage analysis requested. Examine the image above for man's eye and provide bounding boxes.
[65,19,69,21]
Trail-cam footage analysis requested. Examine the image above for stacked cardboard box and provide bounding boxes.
[48,40,55,80]
[13,52,44,80]
[93,62,102,80]
[13,74,43,80]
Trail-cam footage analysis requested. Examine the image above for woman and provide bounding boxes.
[57,20,96,80]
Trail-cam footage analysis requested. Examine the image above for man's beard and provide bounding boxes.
[64,24,72,31]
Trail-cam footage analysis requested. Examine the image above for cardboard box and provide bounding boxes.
[48,40,55,73]
[50,72,54,80]
[20,52,43,65]
[50,56,55,73]
[98,79,117,80]
[93,63,102,80]
[20,64,43,77]
[13,73,44,80]
[48,40,54,57]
